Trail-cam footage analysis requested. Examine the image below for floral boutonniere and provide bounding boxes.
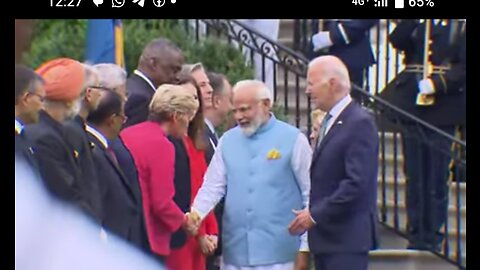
[267,148,281,160]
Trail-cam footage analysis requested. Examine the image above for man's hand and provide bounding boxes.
[183,211,201,236]
[288,209,315,235]
[294,251,311,270]
[199,235,216,256]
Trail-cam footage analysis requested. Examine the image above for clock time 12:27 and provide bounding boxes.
[50,0,82,7]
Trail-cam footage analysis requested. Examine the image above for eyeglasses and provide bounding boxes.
[28,92,45,102]
[88,85,115,92]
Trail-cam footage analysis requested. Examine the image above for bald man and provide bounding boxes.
[289,56,378,270]
[124,38,184,127]
[190,80,312,270]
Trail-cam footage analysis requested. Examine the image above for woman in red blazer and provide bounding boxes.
[120,84,199,262]
[165,75,219,270]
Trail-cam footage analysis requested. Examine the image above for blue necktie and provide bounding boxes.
[316,113,332,149]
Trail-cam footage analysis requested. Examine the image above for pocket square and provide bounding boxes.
[267,149,281,160]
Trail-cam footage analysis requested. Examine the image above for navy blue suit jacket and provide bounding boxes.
[308,101,379,254]
[87,132,138,242]
[110,137,150,253]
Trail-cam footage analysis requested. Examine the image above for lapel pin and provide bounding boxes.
[337,121,343,125]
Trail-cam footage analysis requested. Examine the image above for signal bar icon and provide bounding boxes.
[374,0,388,7]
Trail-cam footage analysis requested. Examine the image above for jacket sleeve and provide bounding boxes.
[146,138,186,233]
[124,93,149,128]
[431,28,466,95]
[204,211,219,235]
[388,19,418,52]
[328,19,378,46]
[30,133,92,214]
[310,116,379,225]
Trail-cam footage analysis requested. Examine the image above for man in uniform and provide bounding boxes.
[379,19,466,251]
[310,19,378,103]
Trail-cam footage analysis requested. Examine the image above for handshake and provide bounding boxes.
[182,210,202,236]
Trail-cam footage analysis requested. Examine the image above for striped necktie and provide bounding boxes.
[316,113,332,149]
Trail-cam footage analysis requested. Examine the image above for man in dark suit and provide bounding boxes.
[24,58,94,217]
[380,19,466,250]
[289,56,379,270]
[310,19,378,103]
[93,63,151,253]
[63,63,105,224]
[204,71,233,270]
[123,38,184,128]
[15,65,45,171]
[204,72,233,163]
[86,90,139,243]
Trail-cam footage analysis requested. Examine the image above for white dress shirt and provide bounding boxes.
[204,118,218,151]
[133,69,156,92]
[192,130,312,268]
[324,94,353,135]
[15,119,24,134]
[86,125,109,149]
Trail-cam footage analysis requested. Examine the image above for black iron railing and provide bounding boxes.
[185,19,466,269]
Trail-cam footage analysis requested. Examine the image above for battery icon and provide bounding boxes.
[395,0,404,8]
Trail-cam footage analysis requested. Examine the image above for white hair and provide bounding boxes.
[233,80,273,103]
[82,63,100,88]
[92,63,127,90]
[309,56,351,92]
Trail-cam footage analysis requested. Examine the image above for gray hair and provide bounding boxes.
[81,63,100,98]
[233,80,273,103]
[92,63,127,90]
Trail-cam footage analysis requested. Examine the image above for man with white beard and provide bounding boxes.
[189,80,313,270]
[24,58,95,218]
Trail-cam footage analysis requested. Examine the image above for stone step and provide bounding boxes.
[368,249,462,270]
[378,177,466,208]
[379,199,467,233]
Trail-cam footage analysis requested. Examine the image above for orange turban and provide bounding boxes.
[35,58,85,102]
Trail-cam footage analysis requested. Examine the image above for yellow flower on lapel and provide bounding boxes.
[267,148,281,160]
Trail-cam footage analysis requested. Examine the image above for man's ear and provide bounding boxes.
[212,95,221,109]
[19,92,30,105]
[263,98,272,110]
[85,88,94,101]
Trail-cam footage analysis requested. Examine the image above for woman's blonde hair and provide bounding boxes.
[148,84,199,121]
[311,109,326,124]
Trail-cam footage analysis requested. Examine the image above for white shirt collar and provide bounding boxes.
[86,125,109,149]
[204,118,215,134]
[133,69,156,92]
[15,119,24,134]
[325,94,352,133]
[329,94,352,120]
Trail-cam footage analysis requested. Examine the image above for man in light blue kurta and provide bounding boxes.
[191,80,312,270]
